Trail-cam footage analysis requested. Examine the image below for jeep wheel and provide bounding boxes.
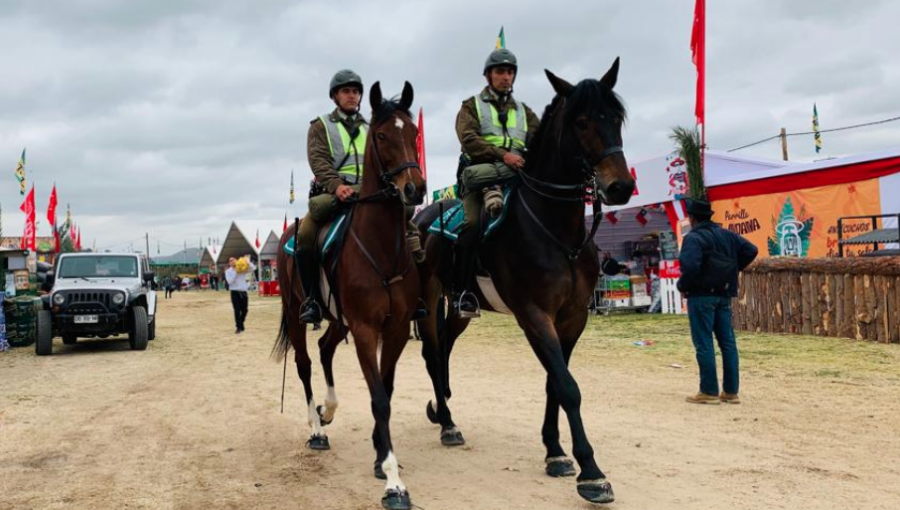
[62,334,77,345]
[35,310,53,356]
[129,306,149,351]
[148,315,156,341]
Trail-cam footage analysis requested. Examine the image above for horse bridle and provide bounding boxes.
[518,101,624,259]
[354,116,421,203]
[346,110,422,317]
[519,103,623,203]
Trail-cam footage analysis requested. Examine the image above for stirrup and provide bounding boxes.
[453,291,481,319]
[300,299,323,330]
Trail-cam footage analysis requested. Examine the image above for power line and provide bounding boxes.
[728,114,900,153]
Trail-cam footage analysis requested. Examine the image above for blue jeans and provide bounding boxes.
[687,296,739,396]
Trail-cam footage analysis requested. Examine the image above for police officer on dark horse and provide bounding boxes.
[415,56,635,505]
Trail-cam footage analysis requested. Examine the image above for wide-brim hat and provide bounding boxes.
[685,198,714,217]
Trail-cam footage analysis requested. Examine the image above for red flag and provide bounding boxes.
[255,229,261,249]
[604,210,619,225]
[283,214,288,234]
[691,0,705,126]
[54,225,61,253]
[71,221,77,242]
[635,208,650,226]
[76,227,82,251]
[416,108,427,181]
[19,185,36,250]
[47,184,58,227]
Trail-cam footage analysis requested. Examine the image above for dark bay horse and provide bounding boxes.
[274,81,425,510]
[414,60,634,505]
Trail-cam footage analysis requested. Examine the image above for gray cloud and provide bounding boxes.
[1,0,898,253]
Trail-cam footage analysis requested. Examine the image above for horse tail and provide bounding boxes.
[272,306,293,360]
[271,222,300,360]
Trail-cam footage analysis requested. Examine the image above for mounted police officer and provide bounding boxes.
[452,48,540,318]
[297,69,368,324]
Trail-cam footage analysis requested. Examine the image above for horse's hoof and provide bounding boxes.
[577,479,615,504]
[374,462,387,480]
[381,488,411,510]
[545,457,576,477]
[316,405,333,426]
[305,435,330,451]
[440,428,465,447]
[425,401,439,424]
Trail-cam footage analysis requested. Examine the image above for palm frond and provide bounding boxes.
[669,126,707,200]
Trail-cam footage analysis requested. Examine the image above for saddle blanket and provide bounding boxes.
[427,188,512,242]
[283,211,349,258]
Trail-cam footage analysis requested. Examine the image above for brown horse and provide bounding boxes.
[414,60,635,505]
[274,81,425,510]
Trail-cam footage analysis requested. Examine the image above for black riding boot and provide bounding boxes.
[451,232,480,319]
[296,249,323,327]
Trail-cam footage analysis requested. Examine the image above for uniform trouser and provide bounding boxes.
[454,191,483,292]
[230,290,249,330]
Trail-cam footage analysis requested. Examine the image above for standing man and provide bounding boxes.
[452,48,540,317]
[677,199,758,405]
[225,255,256,334]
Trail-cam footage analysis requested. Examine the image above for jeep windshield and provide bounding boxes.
[58,256,139,279]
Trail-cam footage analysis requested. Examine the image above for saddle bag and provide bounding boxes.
[460,162,518,192]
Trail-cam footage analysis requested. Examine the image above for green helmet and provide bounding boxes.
[483,49,518,75]
[329,69,364,98]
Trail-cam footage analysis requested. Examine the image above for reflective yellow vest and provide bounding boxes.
[320,116,368,179]
[473,95,528,155]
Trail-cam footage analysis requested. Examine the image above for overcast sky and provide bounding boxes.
[1,0,897,254]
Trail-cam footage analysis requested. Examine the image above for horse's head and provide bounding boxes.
[544,59,635,206]
[365,81,426,206]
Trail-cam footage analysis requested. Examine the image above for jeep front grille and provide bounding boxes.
[65,292,112,313]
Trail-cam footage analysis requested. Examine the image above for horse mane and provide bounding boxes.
[528,79,627,152]
[371,97,411,126]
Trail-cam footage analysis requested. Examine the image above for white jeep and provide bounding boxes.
[36,253,158,355]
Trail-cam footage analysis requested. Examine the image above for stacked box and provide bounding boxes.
[3,296,39,347]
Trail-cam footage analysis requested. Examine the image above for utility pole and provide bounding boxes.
[780,127,789,161]
[145,232,150,259]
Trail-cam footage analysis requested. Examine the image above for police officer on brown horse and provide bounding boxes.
[452,48,540,317]
[297,70,369,324]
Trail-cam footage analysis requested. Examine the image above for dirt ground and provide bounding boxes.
[2,291,900,510]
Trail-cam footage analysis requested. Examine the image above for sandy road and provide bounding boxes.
[2,291,899,510]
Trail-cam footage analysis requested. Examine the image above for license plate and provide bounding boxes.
[74,315,99,324]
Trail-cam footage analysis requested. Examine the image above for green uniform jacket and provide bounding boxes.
[307,108,368,194]
[455,86,540,165]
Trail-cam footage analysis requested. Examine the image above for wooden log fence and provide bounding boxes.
[733,257,900,343]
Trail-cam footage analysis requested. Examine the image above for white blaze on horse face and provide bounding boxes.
[394,117,405,130]
[382,451,406,492]
[323,385,338,423]
[307,399,325,437]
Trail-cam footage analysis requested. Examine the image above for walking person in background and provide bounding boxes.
[225,255,256,334]
[162,275,174,299]
[677,199,758,405]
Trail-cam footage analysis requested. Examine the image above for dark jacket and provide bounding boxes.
[677,221,758,297]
